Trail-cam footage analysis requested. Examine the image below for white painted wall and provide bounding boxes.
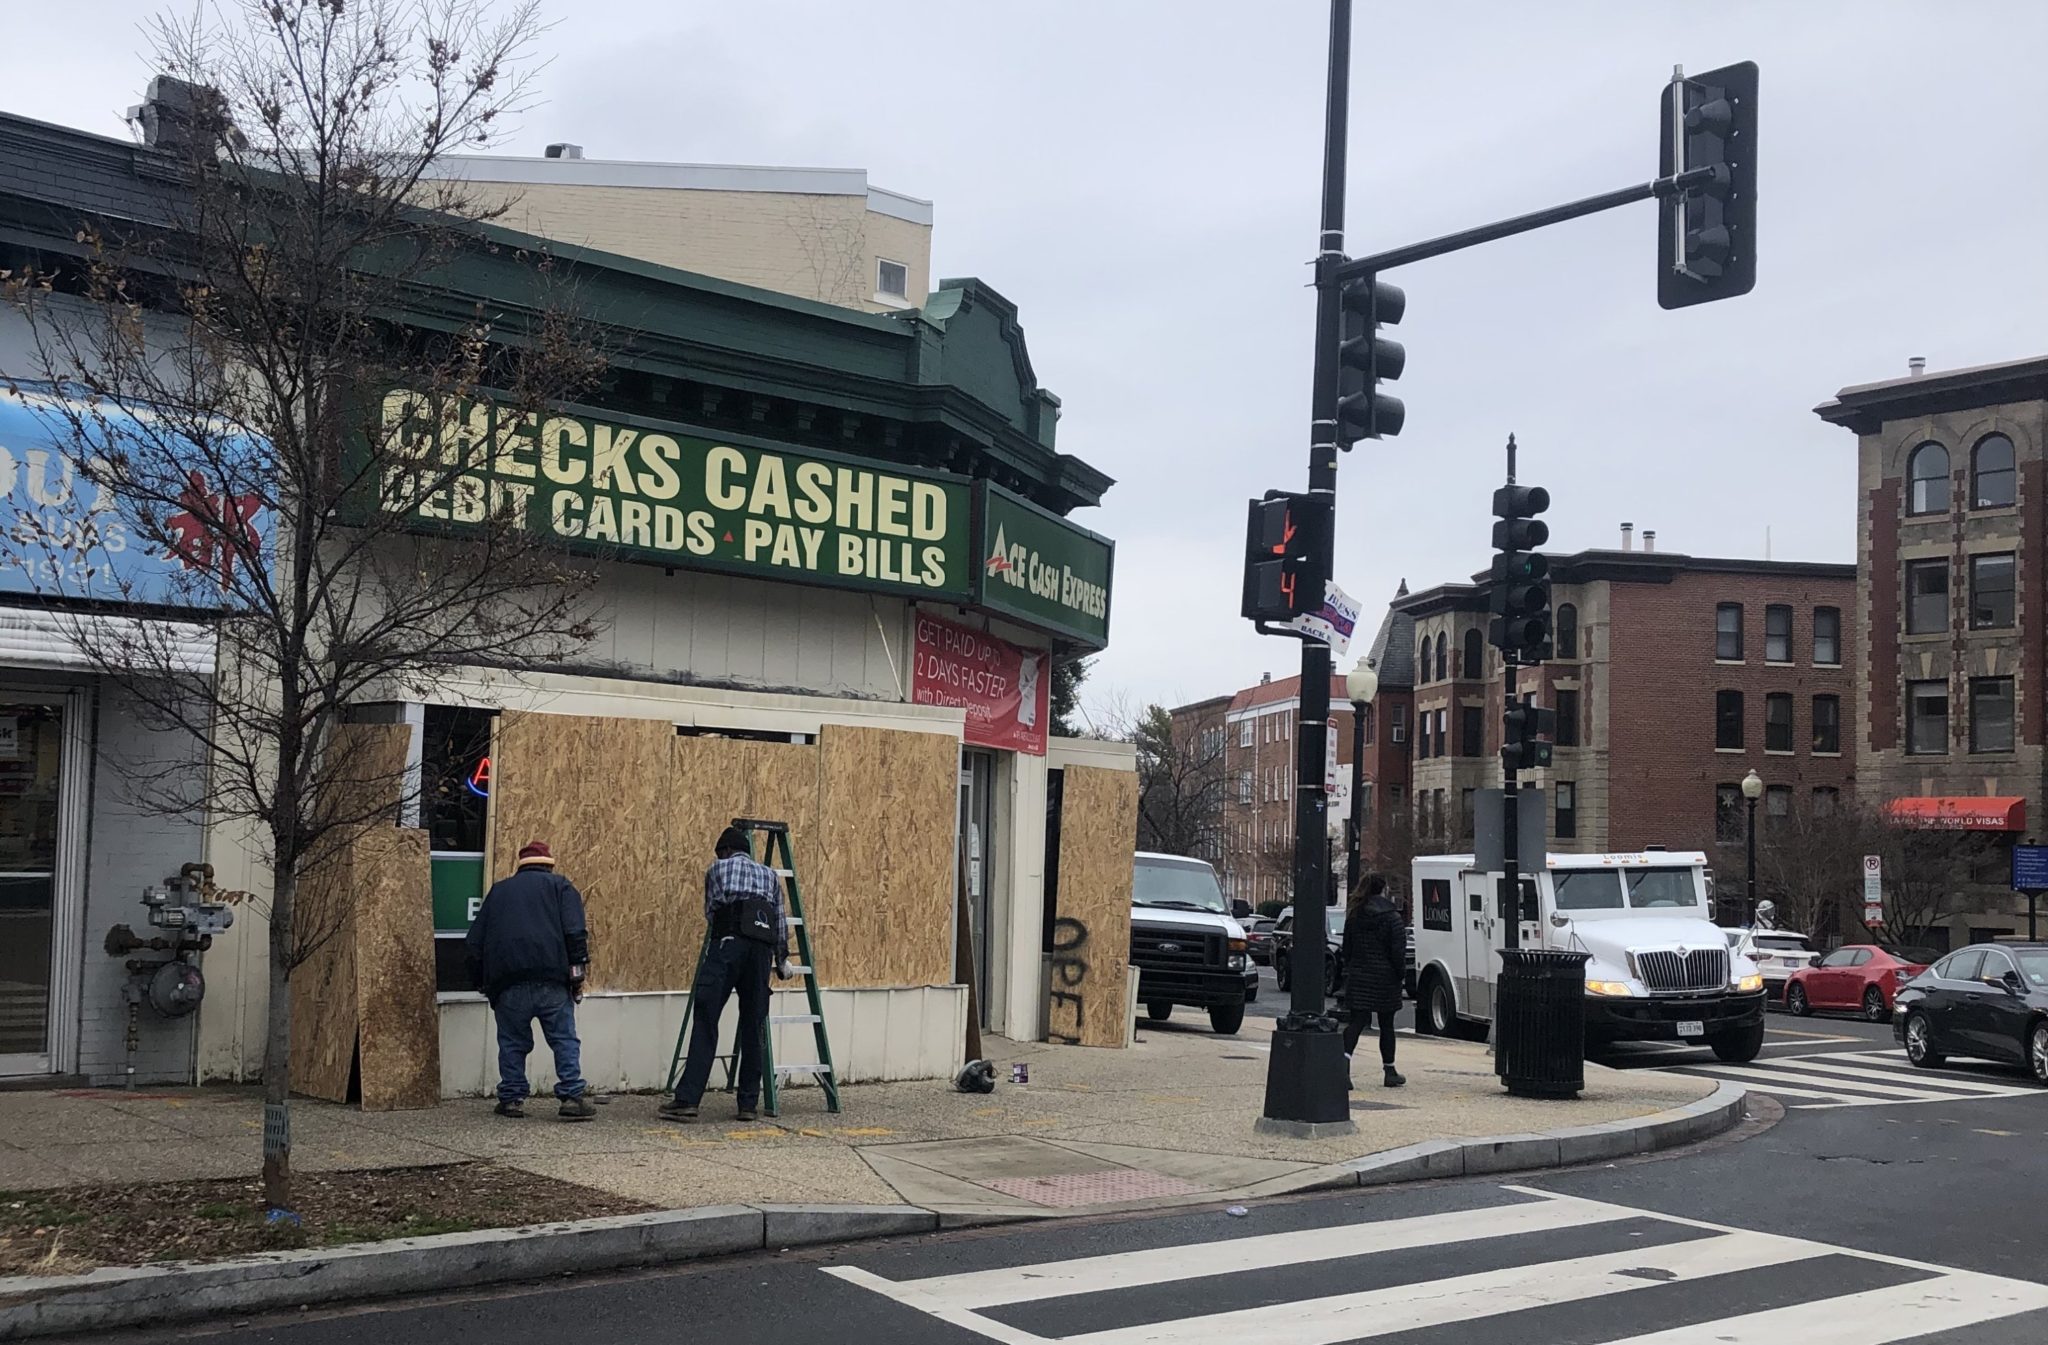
[438,984,966,1098]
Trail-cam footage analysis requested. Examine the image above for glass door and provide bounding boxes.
[0,703,64,1072]
[958,750,998,1028]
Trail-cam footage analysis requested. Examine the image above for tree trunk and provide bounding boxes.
[261,865,297,1210]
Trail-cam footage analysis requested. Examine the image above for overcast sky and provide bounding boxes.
[14,2,2048,718]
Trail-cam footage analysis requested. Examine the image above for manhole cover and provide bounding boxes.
[981,1169,1210,1207]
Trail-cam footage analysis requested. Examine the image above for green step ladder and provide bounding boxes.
[663,818,841,1117]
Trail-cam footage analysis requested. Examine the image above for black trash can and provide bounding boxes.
[1494,948,1590,1098]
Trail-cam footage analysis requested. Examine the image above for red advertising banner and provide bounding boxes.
[911,613,1049,756]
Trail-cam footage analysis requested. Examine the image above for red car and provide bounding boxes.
[1784,944,1935,1022]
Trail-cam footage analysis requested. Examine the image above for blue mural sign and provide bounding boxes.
[0,383,268,609]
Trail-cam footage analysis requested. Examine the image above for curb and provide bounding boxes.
[1341,1080,1749,1186]
[0,1082,1747,1340]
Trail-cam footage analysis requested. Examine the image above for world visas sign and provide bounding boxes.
[973,482,1113,650]
[911,611,1049,755]
[374,391,973,600]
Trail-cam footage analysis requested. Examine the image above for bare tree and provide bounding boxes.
[783,195,870,307]
[1737,796,1887,937]
[1727,796,1993,945]
[1876,824,1996,946]
[1127,703,1226,859]
[4,0,605,1212]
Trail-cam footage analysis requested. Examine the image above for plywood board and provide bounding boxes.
[1050,765,1140,1047]
[352,826,437,1110]
[317,722,413,836]
[666,735,761,984]
[288,843,359,1104]
[489,711,675,993]
[813,726,957,988]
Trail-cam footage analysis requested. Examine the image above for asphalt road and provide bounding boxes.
[100,988,2048,1345]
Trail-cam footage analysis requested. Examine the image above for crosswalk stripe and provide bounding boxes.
[834,1186,2048,1345]
[1599,1270,2048,1344]
[1683,1062,1966,1102]
[1055,1231,1826,1345]
[843,1194,1626,1310]
[1673,1077,1884,1105]
[1768,1057,2035,1095]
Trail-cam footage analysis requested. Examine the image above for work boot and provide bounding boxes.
[493,1099,526,1119]
[1384,1065,1407,1088]
[736,1105,759,1122]
[657,1100,698,1122]
[558,1094,598,1122]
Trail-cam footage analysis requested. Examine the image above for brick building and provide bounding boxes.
[1170,672,1367,910]
[1817,354,2048,945]
[1391,535,1857,868]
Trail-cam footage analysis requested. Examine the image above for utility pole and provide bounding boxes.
[1255,0,1356,1138]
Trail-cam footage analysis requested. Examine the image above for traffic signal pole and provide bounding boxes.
[1500,438,1521,955]
[1257,0,1356,1139]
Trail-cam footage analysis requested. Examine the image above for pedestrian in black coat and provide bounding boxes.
[1341,873,1407,1087]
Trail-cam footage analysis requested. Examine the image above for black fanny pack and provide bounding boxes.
[714,895,779,946]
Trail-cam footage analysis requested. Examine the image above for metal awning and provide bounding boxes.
[0,606,216,676]
[1885,796,2027,831]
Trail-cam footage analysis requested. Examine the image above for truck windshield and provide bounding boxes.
[1553,871,1623,910]
[1133,859,1228,914]
[1627,868,1700,909]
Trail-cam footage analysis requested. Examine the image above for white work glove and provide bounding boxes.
[776,957,794,980]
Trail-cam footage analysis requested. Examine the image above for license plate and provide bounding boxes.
[1677,1020,1705,1038]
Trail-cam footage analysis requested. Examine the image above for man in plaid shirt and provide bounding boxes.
[662,826,792,1122]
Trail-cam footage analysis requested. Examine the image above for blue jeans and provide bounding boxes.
[674,937,772,1110]
[492,979,585,1103]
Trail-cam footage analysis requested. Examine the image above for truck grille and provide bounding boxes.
[1131,924,1223,969]
[1634,947,1729,993]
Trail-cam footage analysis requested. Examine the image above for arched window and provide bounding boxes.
[1462,628,1483,680]
[1908,442,1950,515]
[1418,637,1431,683]
[1555,604,1579,660]
[1434,632,1448,682]
[1974,434,2016,508]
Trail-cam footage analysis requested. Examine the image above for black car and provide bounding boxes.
[1893,942,2048,1083]
[1271,906,1346,997]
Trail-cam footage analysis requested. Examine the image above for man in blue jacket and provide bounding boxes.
[466,841,597,1120]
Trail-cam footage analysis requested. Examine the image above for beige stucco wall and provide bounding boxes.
[457,179,931,313]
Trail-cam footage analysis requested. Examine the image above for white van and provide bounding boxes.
[1411,850,1767,1062]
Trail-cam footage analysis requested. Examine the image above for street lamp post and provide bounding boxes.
[1345,658,1378,895]
[1741,769,1764,926]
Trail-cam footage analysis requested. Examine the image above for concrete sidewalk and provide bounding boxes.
[0,1024,1716,1224]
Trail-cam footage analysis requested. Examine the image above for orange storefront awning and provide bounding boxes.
[1885,796,2028,831]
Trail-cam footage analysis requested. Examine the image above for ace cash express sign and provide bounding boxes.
[912,613,1049,756]
[374,391,973,600]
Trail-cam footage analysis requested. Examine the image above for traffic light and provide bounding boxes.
[1335,276,1405,447]
[1488,484,1552,661]
[1502,698,1557,773]
[1240,490,1333,623]
[1657,61,1758,310]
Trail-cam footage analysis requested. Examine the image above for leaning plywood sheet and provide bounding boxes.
[318,722,414,834]
[1050,764,1140,1047]
[813,726,958,988]
[353,826,437,1110]
[288,843,359,1104]
[489,711,675,993]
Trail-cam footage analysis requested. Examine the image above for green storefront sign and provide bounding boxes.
[375,390,974,601]
[974,482,1114,649]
